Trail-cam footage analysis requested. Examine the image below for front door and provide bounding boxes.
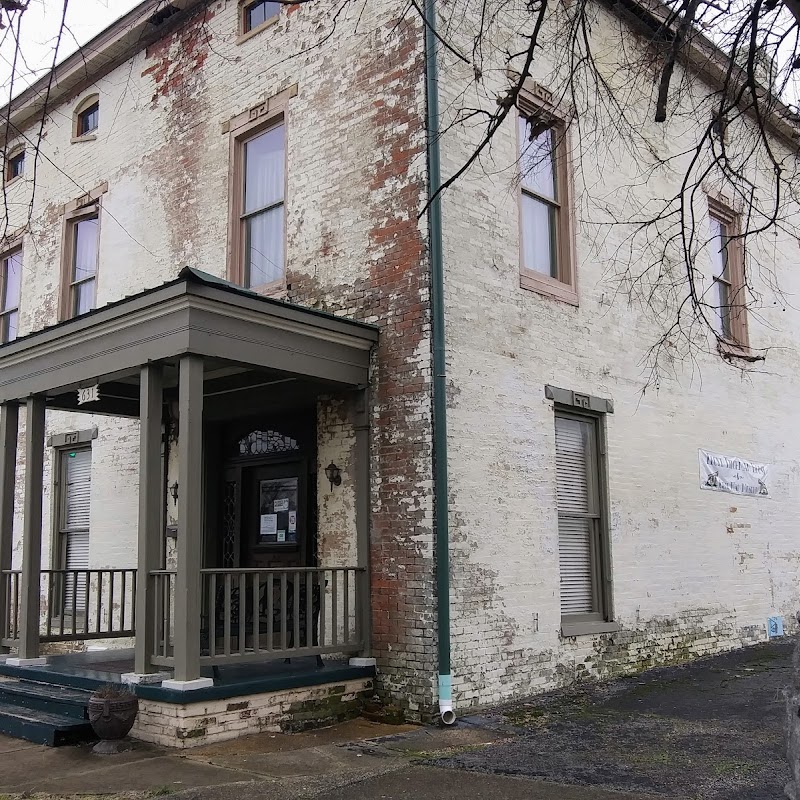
[242,461,308,569]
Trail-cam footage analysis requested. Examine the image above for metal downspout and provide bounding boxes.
[424,0,455,726]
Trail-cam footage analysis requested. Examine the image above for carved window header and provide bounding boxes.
[545,385,614,414]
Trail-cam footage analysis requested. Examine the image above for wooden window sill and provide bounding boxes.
[236,14,279,45]
[71,134,97,144]
[3,176,22,188]
[718,338,757,361]
[561,620,620,637]
[520,270,578,306]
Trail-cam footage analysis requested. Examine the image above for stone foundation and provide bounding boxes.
[131,677,373,748]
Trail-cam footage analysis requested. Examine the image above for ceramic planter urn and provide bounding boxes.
[88,690,139,751]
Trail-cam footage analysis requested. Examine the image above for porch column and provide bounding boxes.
[354,389,372,658]
[0,403,19,654]
[134,364,163,674]
[166,355,210,688]
[14,396,45,663]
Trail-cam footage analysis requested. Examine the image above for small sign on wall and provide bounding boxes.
[699,449,770,497]
[77,384,100,405]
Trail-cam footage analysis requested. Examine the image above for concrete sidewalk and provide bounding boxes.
[0,638,792,799]
[0,716,651,800]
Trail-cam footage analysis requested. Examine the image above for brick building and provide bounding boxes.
[0,0,797,747]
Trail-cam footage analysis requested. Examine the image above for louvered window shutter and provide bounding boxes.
[61,449,91,611]
[555,415,600,616]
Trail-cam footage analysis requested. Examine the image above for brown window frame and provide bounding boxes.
[238,0,280,41]
[226,97,289,294]
[5,147,24,184]
[517,83,576,305]
[59,184,107,321]
[0,243,22,344]
[72,94,99,142]
[707,196,749,353]
[553,402,616,637]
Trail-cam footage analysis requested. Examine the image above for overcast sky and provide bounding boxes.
[1,0,140,98]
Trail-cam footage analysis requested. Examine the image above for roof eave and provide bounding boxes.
[2,0,208,137]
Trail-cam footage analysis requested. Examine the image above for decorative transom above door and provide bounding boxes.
[238,429,299,456]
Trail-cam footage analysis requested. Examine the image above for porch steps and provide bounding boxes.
[0,680,95,746]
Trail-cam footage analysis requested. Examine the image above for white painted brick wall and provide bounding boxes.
[6,0,791,720]
[436,2,800,708]
[132,677,372,747]
[4,0,434,709]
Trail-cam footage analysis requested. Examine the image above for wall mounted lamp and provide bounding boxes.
[324,462,342,491]
[170,481,179,503]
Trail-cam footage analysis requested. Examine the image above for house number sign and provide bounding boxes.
[77,384,100,405]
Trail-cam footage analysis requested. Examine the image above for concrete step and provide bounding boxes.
[0,700,95,746]
[0,679,92,720]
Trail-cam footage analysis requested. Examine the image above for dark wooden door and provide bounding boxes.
[241,460,308,568]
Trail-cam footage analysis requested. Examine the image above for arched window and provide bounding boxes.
[4,145,24,182]
[73,94,99,140]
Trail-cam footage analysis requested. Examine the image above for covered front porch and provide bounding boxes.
[0,268,378,693]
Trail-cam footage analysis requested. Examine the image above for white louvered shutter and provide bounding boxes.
[555,416,596,615]
[63,449,91,611]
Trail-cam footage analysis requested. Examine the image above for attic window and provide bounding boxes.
[73,95,99,140]
[241,0,280,36]
[5,148,24,182]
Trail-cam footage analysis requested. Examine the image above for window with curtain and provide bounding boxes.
[1,248,21,343]
[517,95,576,303]
[241,123,285,289]
[707,202,747,346]
[520,119,560,279]
[70,215,99,316]
[555,411,608,620]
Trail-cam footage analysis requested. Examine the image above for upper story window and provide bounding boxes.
[73,94,99,140]
[58,183,107,321]
[5,148,24,183]
[241,0,280,36]
[69,215,99,316]
[229,119,286,290]
[518,84,576,304]
[707,198,748,347]
[0,247,21,343]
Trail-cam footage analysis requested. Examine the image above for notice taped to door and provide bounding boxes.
[260,514,278,537]
[699,449,770,497]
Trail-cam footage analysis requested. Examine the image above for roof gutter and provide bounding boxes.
[423,0,455,727]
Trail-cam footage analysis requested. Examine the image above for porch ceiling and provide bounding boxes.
[0,268,378,409]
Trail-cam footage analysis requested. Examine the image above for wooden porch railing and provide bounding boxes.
[1,569,135,647]
[149,567,364,667]
[1,569,21,647]
[42,569,137,642]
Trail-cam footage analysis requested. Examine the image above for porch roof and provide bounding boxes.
[0,268,378,408]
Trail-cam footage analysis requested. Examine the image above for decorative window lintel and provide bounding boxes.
[545,385,614,414]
